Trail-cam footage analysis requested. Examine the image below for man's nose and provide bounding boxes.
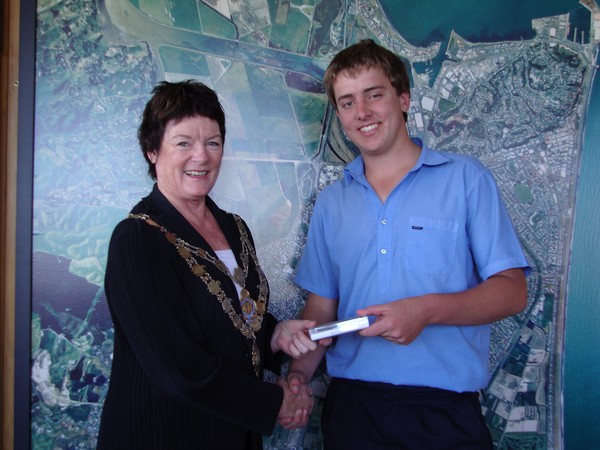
[356,99,372,119]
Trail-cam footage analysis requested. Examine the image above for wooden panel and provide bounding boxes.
[1,0,20,446]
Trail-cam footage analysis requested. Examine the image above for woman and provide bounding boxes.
[97,80,315,449]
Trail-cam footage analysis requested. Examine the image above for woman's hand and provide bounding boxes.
[271,320,317,357]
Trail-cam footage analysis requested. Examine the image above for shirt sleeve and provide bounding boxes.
[466,164,531,280]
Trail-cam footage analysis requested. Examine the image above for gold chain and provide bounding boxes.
[129,213,267,376]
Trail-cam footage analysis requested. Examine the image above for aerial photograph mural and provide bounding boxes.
[30,0,600,448]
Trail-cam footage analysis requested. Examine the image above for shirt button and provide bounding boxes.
[381,248,387,254]
[381,219,387,225]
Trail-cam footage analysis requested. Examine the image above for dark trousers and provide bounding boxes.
[322,378,493,450]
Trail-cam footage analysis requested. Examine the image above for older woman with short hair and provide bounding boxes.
[97,80,315,450]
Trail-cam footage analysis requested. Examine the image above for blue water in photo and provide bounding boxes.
[562,48,600,448]
[380,0,591,85]
[379,0,589,45]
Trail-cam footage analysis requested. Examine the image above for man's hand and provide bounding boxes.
[287,370,309,395]
[357,297,429,345]
[276,377,313,429]
[271,320,318,357]
[357,268,528,345]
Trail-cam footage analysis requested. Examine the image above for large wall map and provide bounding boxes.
[31,0,600,448]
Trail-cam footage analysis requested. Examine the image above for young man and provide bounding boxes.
[286,39,530,449]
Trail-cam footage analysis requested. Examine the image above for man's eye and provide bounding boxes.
[341,101,354,109]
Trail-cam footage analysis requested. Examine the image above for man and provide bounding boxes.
[286,39,530,449]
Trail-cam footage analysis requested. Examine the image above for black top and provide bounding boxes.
[97,185,283,450]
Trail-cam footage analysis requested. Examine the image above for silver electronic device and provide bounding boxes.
[308,316,370,341]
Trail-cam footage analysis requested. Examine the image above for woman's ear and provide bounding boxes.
[147,151,157,163]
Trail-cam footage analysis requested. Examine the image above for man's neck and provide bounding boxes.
[363,139,422,203]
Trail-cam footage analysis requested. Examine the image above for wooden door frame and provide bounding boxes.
[2,0,35,447]
[1,0,19,444]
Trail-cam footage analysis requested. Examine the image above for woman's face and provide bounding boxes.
[148,115,223,205]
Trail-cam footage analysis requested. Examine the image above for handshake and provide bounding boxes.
[271,319,334,429]
[276,373,314,429]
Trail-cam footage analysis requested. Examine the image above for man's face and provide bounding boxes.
[334,66,410,157]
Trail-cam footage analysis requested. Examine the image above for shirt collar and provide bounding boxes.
[343,137,450,185]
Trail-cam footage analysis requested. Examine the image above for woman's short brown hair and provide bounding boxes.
[138,80,226,179]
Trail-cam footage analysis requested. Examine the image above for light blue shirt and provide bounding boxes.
[294,139,530,392]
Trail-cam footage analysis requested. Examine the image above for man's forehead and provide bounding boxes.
[337,64,381,80]
[334,66,388,94]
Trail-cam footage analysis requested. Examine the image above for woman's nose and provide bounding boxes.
[191,144,209,161]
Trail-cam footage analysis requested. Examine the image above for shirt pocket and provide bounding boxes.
[405,217,459,275]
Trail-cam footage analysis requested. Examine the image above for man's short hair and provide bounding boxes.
[323,39,411,113]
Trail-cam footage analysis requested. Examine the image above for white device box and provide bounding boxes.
[308,316,370,341]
